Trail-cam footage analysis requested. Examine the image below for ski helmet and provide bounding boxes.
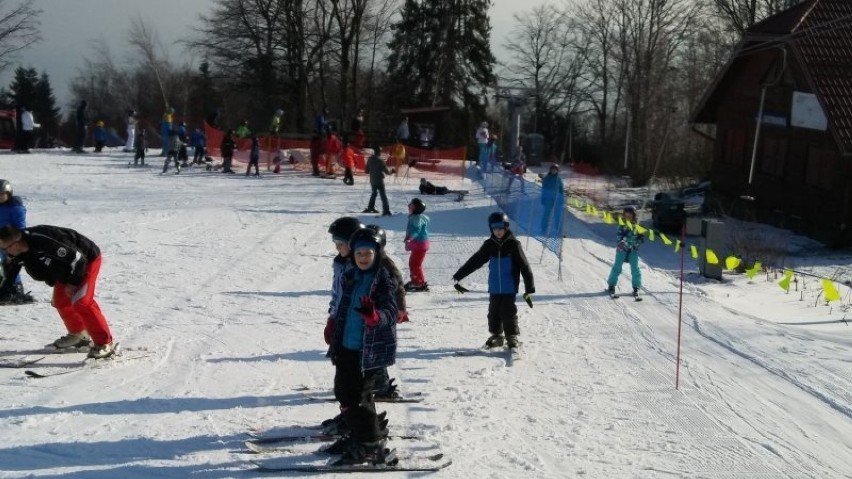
[348,227,383,255]
[328,216,364,243]
[488,212,509,230]
[0,179,11,195]
[409,198,426,215]
[365,224,387,247]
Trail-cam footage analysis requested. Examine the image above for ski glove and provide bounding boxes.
[523,293,533,308]
[355,296,380,327]
[323,317,334,345]
[397,310,410,324]
[453,281,469,294]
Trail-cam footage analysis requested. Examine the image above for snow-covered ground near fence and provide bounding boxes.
[0,149,850,478]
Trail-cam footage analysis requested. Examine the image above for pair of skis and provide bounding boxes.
[608,288,643,301]
[454,343,522,366]
[246,429,451,472]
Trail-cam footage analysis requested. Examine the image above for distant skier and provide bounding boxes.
[606,206,644,299]
[246,135,260,176]
[124,109,136,152]
[403,198,430,292]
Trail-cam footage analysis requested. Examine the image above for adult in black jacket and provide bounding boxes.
[0,224,116,358]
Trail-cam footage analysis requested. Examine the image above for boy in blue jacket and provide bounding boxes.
[453,212,535,349]
[325,227,398,466]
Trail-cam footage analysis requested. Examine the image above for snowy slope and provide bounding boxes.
[0,149,850,478]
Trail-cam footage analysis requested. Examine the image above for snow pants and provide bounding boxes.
[407,240,429,286]
[607,249,642,290]
[487,294,519,337]
[125,126,135,151]
[367,183,390,214]
[334,347,382,442]
[53,254,113,346]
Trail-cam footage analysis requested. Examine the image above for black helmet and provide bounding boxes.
[348,227,383,255]
[409,198,426,214]
[328,216,364,242]
[488,212,509,230]
[0,179,11,195]
[365,224,387,247]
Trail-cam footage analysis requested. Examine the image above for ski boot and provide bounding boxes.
[49,332,92,352]
[484,334,504,348]
[506,335,519,349]
[87,342,116,359]
[330,439,390,466]
[374,378,401,401]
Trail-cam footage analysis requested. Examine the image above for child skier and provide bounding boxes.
[93,121,107,152]
[246,135,261,176]
[162,130,183,174]
[403,198,429,292]
[190,128,206,165]
[606,206,644,298]
[452,212,535,349]
[325,227,398,466]
[220,129,236,174]
[365,223,407,400]
[341,139,355,185]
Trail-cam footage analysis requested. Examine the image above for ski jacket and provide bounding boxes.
[94,127,107,143]
[2,225,100,288]
[325,134,341,156]
[453,230,535,295]
[366,154,391,185]
[236,125,251,138]
[540,173,564,204]
[167,135,183,153]
[405,214,429,242]
[0,196,27,229]
[616,225,644,252]
[21,111,38,131]
[329,254,354,317]
[191,130,205,148]
[419,181,449,195]
[327,262,398,372]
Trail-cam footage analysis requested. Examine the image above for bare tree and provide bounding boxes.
[502,5,587,133]
[127,17,171,109]
[0,0,41,72]
[712,0,807,36]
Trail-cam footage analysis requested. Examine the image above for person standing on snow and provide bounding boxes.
[0,180,33,304]
[340,138,356,185]
[162,130,183,174]
[73,100,88,153]
[324,227,398,466]
[191,128,206,165]
[124,109,136,152]
[606,206,644,299]
[246,135,261,176]
[20,106,38,153]
[220,129,237,173]
[539,164,565,234]
[403,198,430,292]
[0,224,117,359]
[452,212,535,350]
[363,147,394,216]
[475,121,490,164]
[93,121,107,152]
[160,107,174,156]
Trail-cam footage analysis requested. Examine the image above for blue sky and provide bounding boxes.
[2,0,549,113]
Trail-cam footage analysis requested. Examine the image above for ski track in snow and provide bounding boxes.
[0,151,849,478]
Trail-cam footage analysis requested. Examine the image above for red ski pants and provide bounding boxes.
[52,255,113,345]
[408,240,429,286]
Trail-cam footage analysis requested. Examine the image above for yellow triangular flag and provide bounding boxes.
[778,270,793,291]
[660,233,672,245]
[648,229,655,241]
[618,216,624,226]
[604,212,614,224]
[745,261,762,280]
[591,206,598,216]
[674,240,681,253]
[725,256,741,270]
[706,249,719,264]
[690,245,698,259]
[635,225,647,236]
[585,205,593,214]
[822,278,841,302]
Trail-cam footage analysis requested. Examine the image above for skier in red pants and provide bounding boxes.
[403,198,430,292]
[0,224,116,358]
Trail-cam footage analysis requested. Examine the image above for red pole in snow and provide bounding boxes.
[675,223,686,390]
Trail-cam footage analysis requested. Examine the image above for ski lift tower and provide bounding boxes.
[494,86,535,160]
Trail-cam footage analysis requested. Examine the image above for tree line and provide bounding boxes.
[0,0,809,183]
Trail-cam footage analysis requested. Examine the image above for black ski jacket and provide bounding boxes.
[2,225,100,288]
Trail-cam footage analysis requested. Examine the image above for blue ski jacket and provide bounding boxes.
[452,229,535,295]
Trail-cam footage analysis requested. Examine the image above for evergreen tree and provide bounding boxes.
[5,66,60,145]
[386,0,496,115]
